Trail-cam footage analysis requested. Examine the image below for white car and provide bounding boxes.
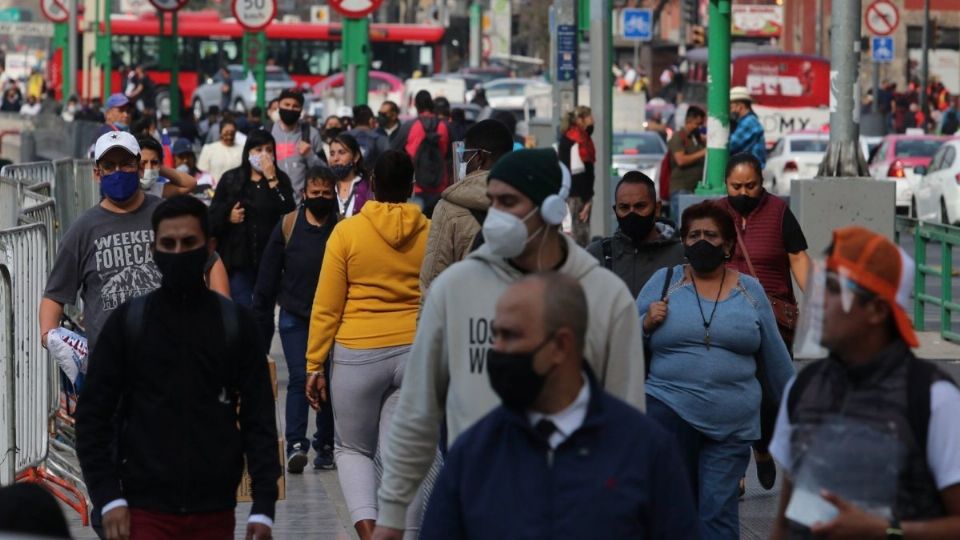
[913,138,960,225]
[763,133,829,196]
[467,78,551,110]
[192,65,297,117]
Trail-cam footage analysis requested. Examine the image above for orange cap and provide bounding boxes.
[825,226,919,348]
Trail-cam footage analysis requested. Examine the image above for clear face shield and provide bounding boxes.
[792,260,868,359]
[452,141,465,183]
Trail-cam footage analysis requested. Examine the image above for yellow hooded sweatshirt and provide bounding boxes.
[307,201,430,371]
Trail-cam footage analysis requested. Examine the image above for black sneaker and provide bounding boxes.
[313,445,335,470]
[286,443,309,474]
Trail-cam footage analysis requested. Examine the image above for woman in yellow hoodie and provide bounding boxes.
[306,149,430,540]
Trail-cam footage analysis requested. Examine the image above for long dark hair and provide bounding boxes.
[331,132,366,177]
[241,128,277,178]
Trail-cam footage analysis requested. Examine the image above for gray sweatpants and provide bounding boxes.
[330,343,427,535]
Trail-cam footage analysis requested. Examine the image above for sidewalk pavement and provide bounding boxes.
[62,331,960,539]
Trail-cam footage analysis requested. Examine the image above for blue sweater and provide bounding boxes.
[637,265,794,441]
[420,368,699,540]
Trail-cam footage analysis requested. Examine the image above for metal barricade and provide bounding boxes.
[53,159,98,236]
[0,223,49,483]
[18,189,57,269]
[1,161,55,194]
[896,216,960,343]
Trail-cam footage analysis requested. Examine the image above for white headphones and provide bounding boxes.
[540,161,572,225]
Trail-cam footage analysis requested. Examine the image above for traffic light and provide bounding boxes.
[691,25,706,46]
[683,0,698,26]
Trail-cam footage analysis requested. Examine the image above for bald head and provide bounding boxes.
[495,272,588,354]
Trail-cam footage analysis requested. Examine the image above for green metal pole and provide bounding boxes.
[697,0,731,195]
[469,3,481,68]
[256,31,267,110]
[104,0,113,98]
[170,12,180,122]
[54,23,69,104]
[914,224,925,329]
[941,240,951,339]
[343,17,370,106]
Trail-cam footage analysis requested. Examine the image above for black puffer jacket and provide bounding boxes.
[586,221,686,298]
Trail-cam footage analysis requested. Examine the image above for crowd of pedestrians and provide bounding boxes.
[19,84,960,540]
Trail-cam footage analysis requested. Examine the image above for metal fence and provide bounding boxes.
[53,158,98,236]
[1,161,55,194]
[896,216,960,344]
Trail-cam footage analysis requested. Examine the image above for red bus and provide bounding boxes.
[684,49,830,146]
[67,10,444,113]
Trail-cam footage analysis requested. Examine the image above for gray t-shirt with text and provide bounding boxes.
[44,195,163,350]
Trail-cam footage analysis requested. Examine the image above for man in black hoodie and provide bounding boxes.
[76,195,279,540]
[587,171,685,298]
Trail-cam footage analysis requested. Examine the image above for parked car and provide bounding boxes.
[913,138,960,225]
[465,77,550,109]
[611,131,669,199]
[192,65,296,118]
[306,70,404,119]
[763,132,829,196]
[867,134,948,214]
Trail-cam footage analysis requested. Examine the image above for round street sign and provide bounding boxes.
[148,0,188,11]
[40,0,68,23]
[232,0,277,31]
[329,0,384,19]
[865,0,899,37]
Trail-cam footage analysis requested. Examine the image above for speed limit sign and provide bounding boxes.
[148,0,188,11]
[232,0,277,31]
[40,0,68,23]
[329,0,384,19]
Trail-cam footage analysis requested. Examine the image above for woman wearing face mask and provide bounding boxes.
[328,133,372,218]
[636,201,794,540]
[209,129,296,307]
[253,165,340,475]
[198,119,244,186]
[320,115,344,164]
[305,150,431,540]
[557,106,596,247]
[716,152,812,493]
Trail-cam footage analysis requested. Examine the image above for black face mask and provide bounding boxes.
[377,114,392,127]
[486,337,555,411]
[685,239,727,273]
[279,108,301,126]
[324,127,343,142]
[154,246,208,294]
[727,194,761,216]
[585,125,594,136]
[617,212,656,245]
[304,196,338,221]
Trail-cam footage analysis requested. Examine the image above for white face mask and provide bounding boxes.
[482,206,539,259]
[176,163,190,173]
[140,168,160,189]
[248,153,264,173]
[269,109,281,124]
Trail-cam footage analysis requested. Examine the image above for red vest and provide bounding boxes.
[719,192,794,301]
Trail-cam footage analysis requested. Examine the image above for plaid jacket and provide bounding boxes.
[729,112,766,168]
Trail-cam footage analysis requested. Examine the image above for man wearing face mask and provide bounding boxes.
[136,136,198,199]
[419,119,514,296]
[95,93,133,138]
[587,171,685,299]
[419,273,698,540]
[41,131,163,357]
[373,148,645,540]
[376,101,400,142]
[75,195,279,540]
[271,89,323,202]
[728,87,767,169]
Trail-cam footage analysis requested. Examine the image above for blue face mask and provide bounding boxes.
[113,122,128,131]
[100,170,140,202]
[331,164,354,180]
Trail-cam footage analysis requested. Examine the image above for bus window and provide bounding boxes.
[111,35,134,70]
[136,36,161,69]
[178,37,198,73]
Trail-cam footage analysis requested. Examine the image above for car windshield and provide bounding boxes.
[613,134,664,155]
[790,139,829,152]
[266,70,291,82]
[895,139,944,157]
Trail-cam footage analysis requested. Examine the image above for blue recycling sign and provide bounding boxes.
[871,36,894,63]
[622,8,652,41]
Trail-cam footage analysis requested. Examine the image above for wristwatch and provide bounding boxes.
[885,518,904,539]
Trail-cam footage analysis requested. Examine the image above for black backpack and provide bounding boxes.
[414,117,444,189]
[942,110,959,135]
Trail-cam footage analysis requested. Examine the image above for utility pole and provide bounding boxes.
[920,0,930,117]
[819,0,868,176]
[343,17,371,106]
[588,0,612,238]
[697,0,731,195]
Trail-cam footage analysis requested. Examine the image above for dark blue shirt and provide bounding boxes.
[253,208,336,340]
[420,368,700,540]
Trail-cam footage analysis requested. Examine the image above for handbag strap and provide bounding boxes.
[735,231,758,279]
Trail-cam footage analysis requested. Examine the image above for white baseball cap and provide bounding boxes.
[94,131,140,161]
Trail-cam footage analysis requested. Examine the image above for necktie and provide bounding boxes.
[535,419,557,443]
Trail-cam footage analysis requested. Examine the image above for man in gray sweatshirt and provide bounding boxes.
[271,89,323,202]
[373,149,645,539]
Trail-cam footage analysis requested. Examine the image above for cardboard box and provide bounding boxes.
[237,438,286,502]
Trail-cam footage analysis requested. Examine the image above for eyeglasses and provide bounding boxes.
[97,159,139,174]
[458,148,491,160]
